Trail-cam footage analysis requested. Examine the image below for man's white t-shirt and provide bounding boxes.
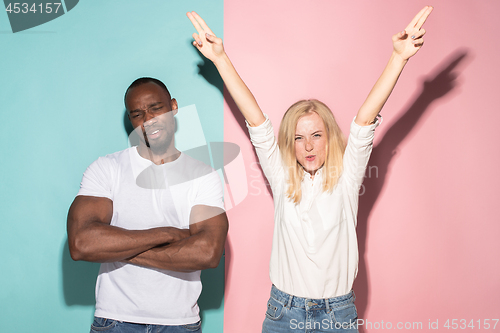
[77,147,224,325]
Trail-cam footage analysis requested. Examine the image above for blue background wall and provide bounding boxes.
[0,1,225,331]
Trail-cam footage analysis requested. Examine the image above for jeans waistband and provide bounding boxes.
[270,285,355,310]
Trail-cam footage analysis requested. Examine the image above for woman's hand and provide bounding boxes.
[393,6,433,61]
[187,11,225,63]
[355,6,434,125]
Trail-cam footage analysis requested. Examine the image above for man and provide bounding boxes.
[67,77,228,332]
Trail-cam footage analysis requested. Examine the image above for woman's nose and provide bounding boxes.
[305,140,313,151]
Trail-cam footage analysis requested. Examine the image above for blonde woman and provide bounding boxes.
[188,7,432,332]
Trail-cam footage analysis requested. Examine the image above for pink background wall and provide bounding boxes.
[223,0,500,332]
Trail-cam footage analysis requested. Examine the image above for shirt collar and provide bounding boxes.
[303,166,323,180]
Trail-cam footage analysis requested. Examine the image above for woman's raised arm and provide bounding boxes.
[187,11,266,127]
[355,6,433,126]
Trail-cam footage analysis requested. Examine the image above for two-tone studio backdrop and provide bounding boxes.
[1,1,499,332]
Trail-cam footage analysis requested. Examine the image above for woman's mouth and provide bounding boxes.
[306,155,315,162]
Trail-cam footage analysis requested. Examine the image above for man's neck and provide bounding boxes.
[137,145,181,165]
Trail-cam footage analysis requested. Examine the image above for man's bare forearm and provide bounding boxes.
[67,196,190,263]
[69,221,190,263]
[125,228,226,272]
[125,210,228,272]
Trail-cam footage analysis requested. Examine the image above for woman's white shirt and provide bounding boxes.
[247,114,381,299]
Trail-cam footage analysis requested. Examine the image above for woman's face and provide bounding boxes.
[294,112,327,176]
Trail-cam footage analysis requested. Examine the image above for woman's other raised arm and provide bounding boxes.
[187,11,266,127]
[355,6,433,126]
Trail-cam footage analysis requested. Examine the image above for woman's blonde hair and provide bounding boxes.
[278,99,346,203]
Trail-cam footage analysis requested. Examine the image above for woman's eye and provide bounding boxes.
[295,137,302,141]
[314,134,321,138]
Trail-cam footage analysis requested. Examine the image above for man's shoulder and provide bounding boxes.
[94,147,134,163]
[85,147,135,173]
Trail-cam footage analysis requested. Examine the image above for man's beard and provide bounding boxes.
[142,128,174,156]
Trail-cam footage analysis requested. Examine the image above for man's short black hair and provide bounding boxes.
[124,77,171,108]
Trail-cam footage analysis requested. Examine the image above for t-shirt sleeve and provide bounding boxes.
[246,114,283,188]
[342,115,382,189]
[77,157,113,200]
[192,170,225,211]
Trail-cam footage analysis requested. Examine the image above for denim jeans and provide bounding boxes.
[90,317,201,333]
[262,285,359,333]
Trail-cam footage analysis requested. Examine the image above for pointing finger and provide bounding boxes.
[187,12,204,35]
[407,6,429,30]
[191,11,215,36]
[415,6,433,30]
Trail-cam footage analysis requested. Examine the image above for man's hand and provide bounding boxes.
[124,205,229,272]
[393,6,433,61]
[164,226,191,243]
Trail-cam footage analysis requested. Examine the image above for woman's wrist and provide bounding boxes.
[391,50,410,66]
[213,52,230,69]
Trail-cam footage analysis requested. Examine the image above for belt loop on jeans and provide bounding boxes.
[286,294,293,309]
[325,298,330,313]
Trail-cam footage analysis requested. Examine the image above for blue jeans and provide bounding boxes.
[90,317,201,333]
[262,285,359,333]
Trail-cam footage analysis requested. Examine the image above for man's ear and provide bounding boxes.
[171,98,178,115]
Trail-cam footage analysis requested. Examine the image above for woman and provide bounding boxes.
[188,6,432,332]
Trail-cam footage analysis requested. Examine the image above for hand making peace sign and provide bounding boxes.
[393,6,433,61]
